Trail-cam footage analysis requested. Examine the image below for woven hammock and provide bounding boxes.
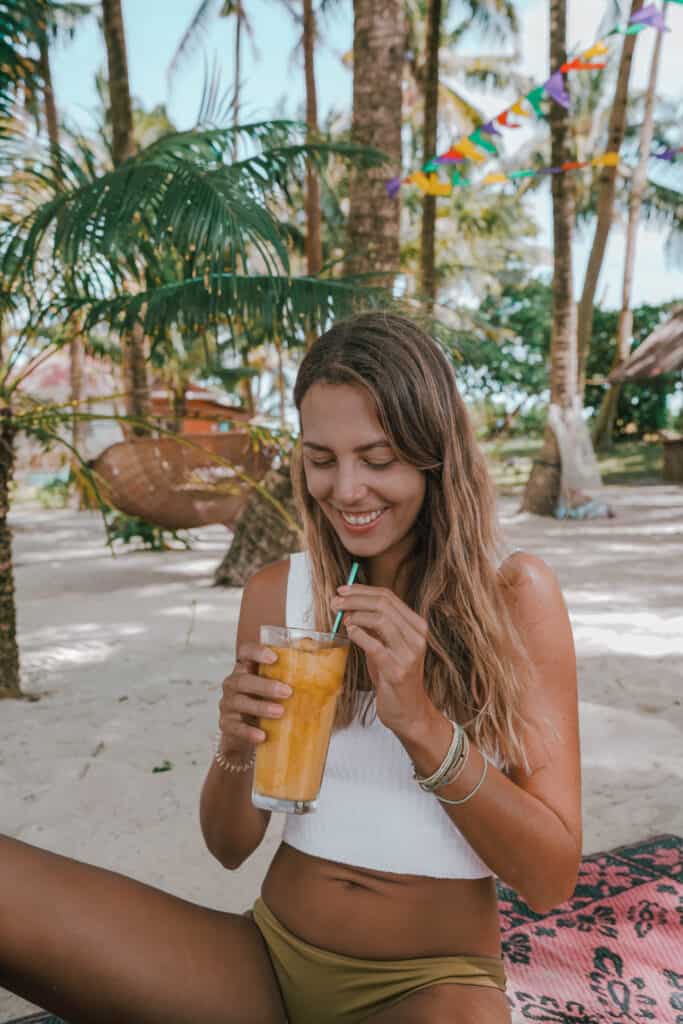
[91,432,273,530]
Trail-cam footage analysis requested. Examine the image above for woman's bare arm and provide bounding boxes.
[400,553,582,913]
[199,558,289,869]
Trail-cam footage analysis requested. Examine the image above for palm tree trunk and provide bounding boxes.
[576,0,644,397]
[213,465,302,586]
[0,403,21,699]
[420,0,442,309]
[38,35,60,172]
[521,0,576,516]
[101,0,135,165]
[345,0,404,282]
[102,0,150,432]
[593,1,668,451]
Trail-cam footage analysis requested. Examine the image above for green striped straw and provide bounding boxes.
[331,561,359,638]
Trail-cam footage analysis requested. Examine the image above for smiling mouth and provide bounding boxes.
[337,507,389,528]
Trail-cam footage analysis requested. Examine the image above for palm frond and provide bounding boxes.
[167,0,223,83]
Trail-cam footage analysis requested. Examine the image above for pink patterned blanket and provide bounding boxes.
[499,833,683,1022]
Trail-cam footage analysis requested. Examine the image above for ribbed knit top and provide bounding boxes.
[281,550,505,879]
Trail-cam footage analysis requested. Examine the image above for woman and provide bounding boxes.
[0,313,580,1023]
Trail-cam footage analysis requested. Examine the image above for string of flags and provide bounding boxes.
[387,2,682,200]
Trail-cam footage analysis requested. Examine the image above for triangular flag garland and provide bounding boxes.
[386,147,682,198]
[389,3,677,199]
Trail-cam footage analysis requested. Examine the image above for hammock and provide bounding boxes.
[90,432,274,530]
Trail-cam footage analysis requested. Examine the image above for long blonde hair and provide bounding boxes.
[291,311,533,772]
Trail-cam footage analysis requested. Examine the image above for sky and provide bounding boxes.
[50,0,683,312]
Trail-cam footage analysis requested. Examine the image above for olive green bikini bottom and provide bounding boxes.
[250,896,506,1024]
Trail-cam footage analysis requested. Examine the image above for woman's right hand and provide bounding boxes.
[218,643,292,756]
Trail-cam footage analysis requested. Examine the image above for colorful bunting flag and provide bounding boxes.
[544,70,570,109]
[630,3,669,30]
[510,99,532,118]
[525,86,546,119]
[481,172,509,185]
[497,110,521,128]
[451,137,487,162]
[581,41,609,59]
[591,152,620,167]
[481,119,502,136]
[470,127,498,155]
[561,58,607,72]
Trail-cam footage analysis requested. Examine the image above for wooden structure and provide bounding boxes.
[149,382,250,435]
[609,307,683,382]
[91,432,273,530]
[609,308,683,484]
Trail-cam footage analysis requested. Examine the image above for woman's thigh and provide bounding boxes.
[0,835,286,1024]
[361,981,512,1023]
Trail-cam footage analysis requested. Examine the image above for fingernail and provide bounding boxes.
[264,650,277,663]
[337,586,350,594]
[276,684,292,697]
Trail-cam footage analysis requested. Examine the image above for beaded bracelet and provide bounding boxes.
[213,731,256,773]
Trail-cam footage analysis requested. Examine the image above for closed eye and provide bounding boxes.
[308,459,395,469]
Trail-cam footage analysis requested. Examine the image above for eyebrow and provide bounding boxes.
[302,440,391,453]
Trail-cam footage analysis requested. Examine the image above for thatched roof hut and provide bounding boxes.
[609,306,683,382]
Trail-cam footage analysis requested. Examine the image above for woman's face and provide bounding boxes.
[300,383,426,556]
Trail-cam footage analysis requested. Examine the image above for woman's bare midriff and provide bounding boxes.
[261,841,503,960]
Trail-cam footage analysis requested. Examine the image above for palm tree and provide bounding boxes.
[415,0,521,306]
[576,0,644,397]
[521,0,577,516]
[345,0,405,281]
[101,0,151,433]
[592,1,670,449]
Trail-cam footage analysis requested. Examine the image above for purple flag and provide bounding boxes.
[386,176,401,199]
[480,119,502,136]
[654,147,676,162]
[543,71,570,109]
[629,3,669,29]
[538,166,563,175]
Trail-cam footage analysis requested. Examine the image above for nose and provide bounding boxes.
[331,461,369,507]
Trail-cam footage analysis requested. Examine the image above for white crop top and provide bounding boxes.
[281,550,505,879]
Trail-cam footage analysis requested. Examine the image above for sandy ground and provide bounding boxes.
[1,484,682,1021]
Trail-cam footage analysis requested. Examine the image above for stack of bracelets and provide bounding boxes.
[412,719,488,806]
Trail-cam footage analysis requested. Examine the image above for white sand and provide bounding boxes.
[2,485,682,1021]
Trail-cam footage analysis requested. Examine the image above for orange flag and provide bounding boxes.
[591,152,619,167]
[407,171,452,196]
[581,41,609,60]
[510,99,531,118]
[482,173,509,184]
[452,137,487,162]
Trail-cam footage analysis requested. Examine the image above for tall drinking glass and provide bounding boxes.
[252,626,350,814]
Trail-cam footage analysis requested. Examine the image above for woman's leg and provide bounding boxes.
[0,836,287,1024]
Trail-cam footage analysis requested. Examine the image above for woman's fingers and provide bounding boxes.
[344,609,412,659]
[336,587,429,643]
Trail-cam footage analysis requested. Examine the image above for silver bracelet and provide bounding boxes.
[435,750,488,805]
[413,719,463,792]
[214,731,256,773]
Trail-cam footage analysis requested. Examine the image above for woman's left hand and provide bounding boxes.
[330,584,434,738]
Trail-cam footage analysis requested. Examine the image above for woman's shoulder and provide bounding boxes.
[497,550,565,619]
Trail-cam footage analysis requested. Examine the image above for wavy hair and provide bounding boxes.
[291,311,533,773]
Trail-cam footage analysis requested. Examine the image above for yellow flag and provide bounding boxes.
[408,171,452,196]
[581,41,609,60]
[482,172,509,184]
[591,152,619,167]
[510,99,531,118]
[453,137,487,162]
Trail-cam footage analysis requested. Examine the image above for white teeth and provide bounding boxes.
[341,508,385,526]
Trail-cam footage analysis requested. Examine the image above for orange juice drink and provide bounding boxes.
[253,626,350,814]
